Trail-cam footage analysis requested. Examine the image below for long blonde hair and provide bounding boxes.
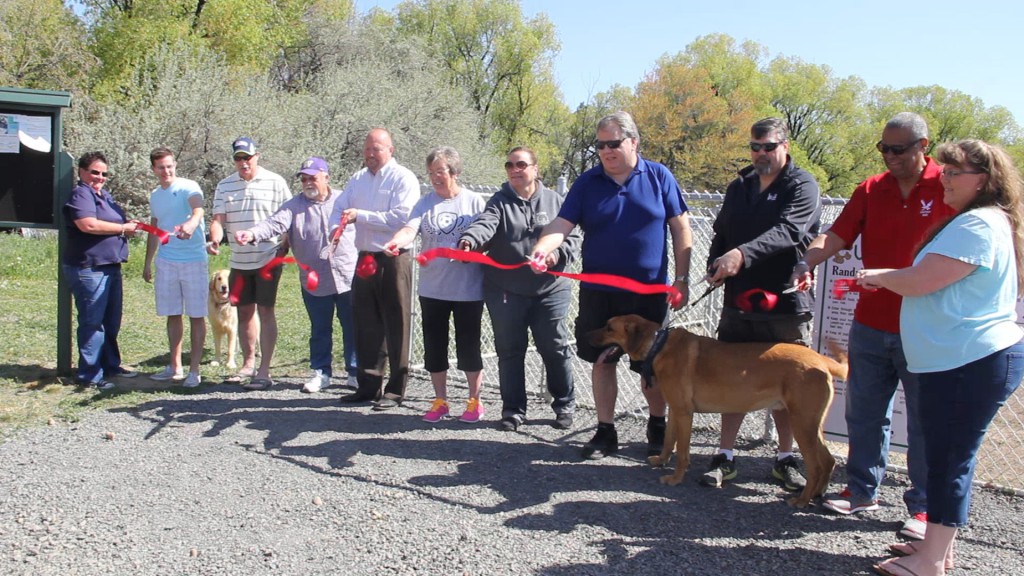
[929,140,1024,291]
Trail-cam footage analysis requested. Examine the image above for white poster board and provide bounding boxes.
[810,238,912,451]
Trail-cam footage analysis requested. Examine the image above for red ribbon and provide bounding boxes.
[735,288,778,312]
[832,278,876,299]
[417,247,683,307]
[229,274,244,305]
[132,221,170,245]
[259,256,319,291]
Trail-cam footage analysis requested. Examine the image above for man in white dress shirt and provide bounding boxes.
[331,128,419,410]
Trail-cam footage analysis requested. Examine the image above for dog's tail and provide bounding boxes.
[823,339,849,381]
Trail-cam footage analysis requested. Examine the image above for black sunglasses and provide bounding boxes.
[88,169,109,177]
[876,141,919,155]
[595,138,627,150]
[504,160,533,170]
[234,154,255,162]
[749,141,783,153]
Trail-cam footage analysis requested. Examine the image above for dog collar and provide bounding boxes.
[641,328,672,388]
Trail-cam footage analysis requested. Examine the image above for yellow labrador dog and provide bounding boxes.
[208,269,238,369]
[589,314,845,508]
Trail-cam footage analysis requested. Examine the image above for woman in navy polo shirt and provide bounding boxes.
[62,152,140,390]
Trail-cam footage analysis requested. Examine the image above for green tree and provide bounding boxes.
[83,0,353,99]
[65,28,498,212]
[764,56,873,194]
[672,33,772,118]
[868,85,1022,148]
[556,85,633,181]
[0,0,96,91]
[632,58,756,191]
[391,0,567,163]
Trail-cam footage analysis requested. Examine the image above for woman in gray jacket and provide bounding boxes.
[459,147,581,432]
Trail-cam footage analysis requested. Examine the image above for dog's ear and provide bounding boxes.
[625,320,646,354]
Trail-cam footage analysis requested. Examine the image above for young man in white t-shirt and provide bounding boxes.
[143,147,208,387]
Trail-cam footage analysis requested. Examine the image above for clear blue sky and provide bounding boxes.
[355,0,1024,123]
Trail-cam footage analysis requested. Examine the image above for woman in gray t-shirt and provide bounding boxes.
[384,146,485,424]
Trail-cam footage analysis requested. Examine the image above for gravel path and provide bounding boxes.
[1,376,1021,575]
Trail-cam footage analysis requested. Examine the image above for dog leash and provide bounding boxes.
[689,282,719,307]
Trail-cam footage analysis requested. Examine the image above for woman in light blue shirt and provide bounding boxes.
[858,140,1024,576]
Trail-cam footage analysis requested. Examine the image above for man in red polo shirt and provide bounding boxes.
[792,112,955,541]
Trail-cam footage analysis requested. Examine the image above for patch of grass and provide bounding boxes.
[0,233,331,439]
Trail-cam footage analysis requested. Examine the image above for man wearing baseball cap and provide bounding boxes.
[235,157,358,393]
[209,137,291,389]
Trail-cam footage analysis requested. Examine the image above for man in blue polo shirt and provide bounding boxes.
[532,110,693,459]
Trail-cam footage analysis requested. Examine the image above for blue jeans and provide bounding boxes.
[920,338,1024,527]
[844,321,927,513]
[63,264,124,384]
[301,289,356,377]
[484,285,576,420]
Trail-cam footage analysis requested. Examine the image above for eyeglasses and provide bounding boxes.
[595,139,627,150]
[749,141,783,153]
[234,154,255,162]
[504,160,533,170]
[88,169,109,177]
[940,168,985,178]
[427,168,451,177]
[875,141,919,155]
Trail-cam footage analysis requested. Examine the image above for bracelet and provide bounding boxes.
[796,260,809,269]
[675,276,689,284]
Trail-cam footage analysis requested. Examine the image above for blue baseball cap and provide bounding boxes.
[297,156,329,176]
[232,137,258,158]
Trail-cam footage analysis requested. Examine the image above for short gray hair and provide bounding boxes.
[597,110,639,139]
[885,112,929,141]
[425,146,462,176]
[751,117,788,141]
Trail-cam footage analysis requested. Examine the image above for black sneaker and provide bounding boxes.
[646,419,666,457]
[553,413,574,430]
[699,454,737,487]
[498,416,521,432]
[581,426,618,460]
[771,455,807,492]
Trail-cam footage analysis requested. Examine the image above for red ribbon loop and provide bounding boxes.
[735,288,778,313]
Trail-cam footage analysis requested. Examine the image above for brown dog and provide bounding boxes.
[208,269,238,369]
[588,314,846,508]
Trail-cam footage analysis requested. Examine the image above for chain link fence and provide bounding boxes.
[405,186,1024,493]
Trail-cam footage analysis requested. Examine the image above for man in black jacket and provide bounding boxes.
[701,117,822,492]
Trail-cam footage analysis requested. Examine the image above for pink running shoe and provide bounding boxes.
[423,398,449,423]
[459,398,485,423]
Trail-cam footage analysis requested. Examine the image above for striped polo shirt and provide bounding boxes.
[212,167,292,270]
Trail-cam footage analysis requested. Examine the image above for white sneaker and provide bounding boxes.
[183,372,202,388]
[302,370,329,393]
[344,374,358,389]
[96,380,117,391]
[151,366,185,381]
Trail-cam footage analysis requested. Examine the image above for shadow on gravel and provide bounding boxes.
[111,389,890,532]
